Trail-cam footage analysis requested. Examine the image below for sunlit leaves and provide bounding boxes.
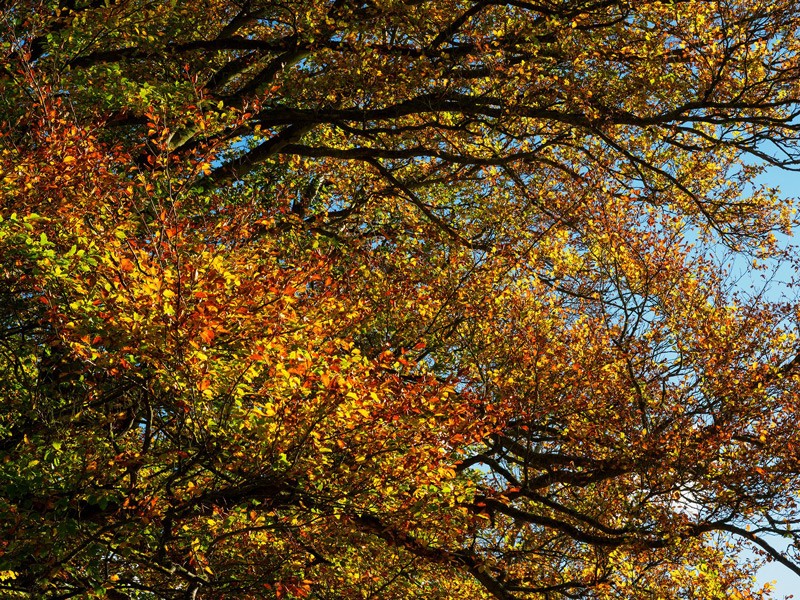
[4,1,800,599]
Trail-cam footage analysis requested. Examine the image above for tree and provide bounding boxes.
[2,0,800,598]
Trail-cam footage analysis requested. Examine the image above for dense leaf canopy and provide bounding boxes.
[3,1,800,598]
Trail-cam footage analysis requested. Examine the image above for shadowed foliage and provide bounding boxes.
[3,1,800,598]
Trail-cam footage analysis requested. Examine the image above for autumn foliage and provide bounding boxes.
[3,1,800,598]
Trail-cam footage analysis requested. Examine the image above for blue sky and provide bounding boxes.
[750,166,800,599]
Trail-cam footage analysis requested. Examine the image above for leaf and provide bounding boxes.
[6,3,800,599]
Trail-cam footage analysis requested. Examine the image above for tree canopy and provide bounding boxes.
[3,1,800,598]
